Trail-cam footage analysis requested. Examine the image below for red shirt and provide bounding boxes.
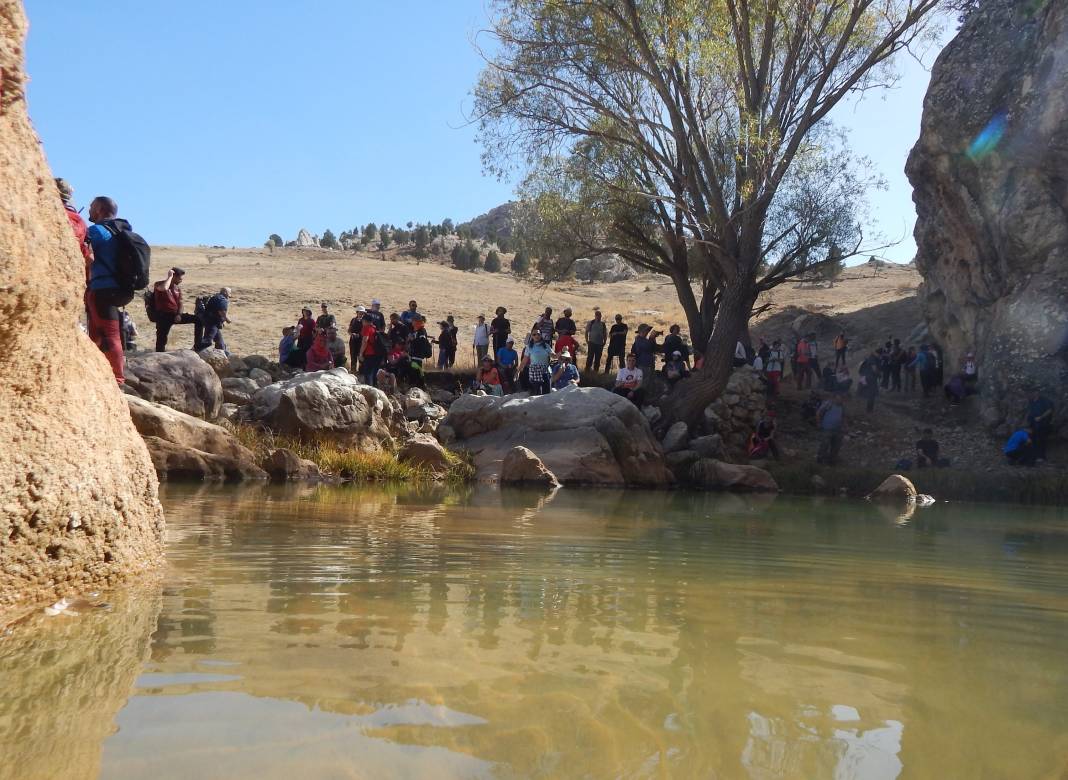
[555,334,578,359]
[154,283,182,314]
[361,323,381,356]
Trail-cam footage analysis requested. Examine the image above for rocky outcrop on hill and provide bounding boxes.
[241,369,398,449]
[907,0,1068,429]
[572,254,639,283]
[295,228,319,247]
[125,349,224,419]
[441,386,672,486]
[460,202,515,240]
[0,1,163,622]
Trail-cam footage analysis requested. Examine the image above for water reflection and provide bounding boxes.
[3,485,1068,779]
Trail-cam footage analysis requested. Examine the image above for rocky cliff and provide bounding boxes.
[0,0,164,622]
[907,0,1068,429]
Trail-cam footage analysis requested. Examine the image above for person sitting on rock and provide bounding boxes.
[551,350,580,391]
[662,350,690,386]
[613,354,644,406]
[748,410,781,461]
[278,326,297,364]
[474,356,504,396]
[305,329,334,372]
[326,326,347,368]
[1004,425,1036,466]
[296,307,317,364]
[496,336,519,393]
[915,429,945,468]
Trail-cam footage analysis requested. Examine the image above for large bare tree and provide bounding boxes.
[474,0,945,426]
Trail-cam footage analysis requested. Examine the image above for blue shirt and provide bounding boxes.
[552,363,580,390]
[818,401,844,431]
[527,342,551,366]
[1004,429,1030,454]
[496,347,518,367]
[279,334,296,361]
[87,223,120,291]
[400,310,422,325]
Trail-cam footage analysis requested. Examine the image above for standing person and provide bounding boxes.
[56,178,92,264]
[662,324,690,369]
[794,334,811,389]
[445,315,459,367]
[631,325,658,378]
[519,329,553,395]
[858,351,880,412]
[605,314,629,372]
[316,302,336,330]
[367,299,386,330]
[903,346,918,393]
[555,307,577,339]
[85,196,138,383]
[388,312,410,346]
[199,288,232,353]
[1026,390,1055,461]
[816,394,846,465]
[916,344,936,397]
[535,306,556,345]
[400,300,422,326]
[151,267,195,352]
[806,334,820,384]
[360,317,385,385]
[347,306,365,370]
[766,339,785,396]
[496,336,520,393]
[473,314,491,363]
[490,306,511,357]
[613,354,644,405]
[733,340,748,368]
[890,339,904,392]
[554,328,579,367]
[436,321,456,370]
[834,332,848,368]
[585,309,608,373]
[407,315,433,387]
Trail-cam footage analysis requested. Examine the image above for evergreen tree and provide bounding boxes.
[268,233,284,247]
[442,218,455,234]
[512,250,530,276]
[363,223,378,240]
[414,225,430,256]
[484,249,501,273]
[321,229,338,249]
[378,226,392,250]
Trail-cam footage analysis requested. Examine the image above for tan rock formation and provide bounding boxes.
[0,0,164,622]
[907,0,1068,429]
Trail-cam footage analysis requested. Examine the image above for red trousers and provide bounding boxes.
[86,288,132,384]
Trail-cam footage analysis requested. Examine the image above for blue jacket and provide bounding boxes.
[87,218,132,291]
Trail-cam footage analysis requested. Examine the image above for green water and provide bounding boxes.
[2,485,1068,779]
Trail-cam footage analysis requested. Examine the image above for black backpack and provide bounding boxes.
[411,332,433,359]
[142,289,158,323]
[193,296,209,319]
[102,220,151,292]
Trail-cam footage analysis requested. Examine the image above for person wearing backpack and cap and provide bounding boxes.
[551,349,581,391]
[150,267,196,352]
[199,287,232,354]
[86,196,142,383]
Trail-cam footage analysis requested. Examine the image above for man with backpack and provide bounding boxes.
[198,288,232,353]
[86,196,150,383]
[149,267,196,352]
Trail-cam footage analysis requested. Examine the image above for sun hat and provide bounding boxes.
[356,305,366,312]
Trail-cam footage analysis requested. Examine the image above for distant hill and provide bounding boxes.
[459,202,515,240]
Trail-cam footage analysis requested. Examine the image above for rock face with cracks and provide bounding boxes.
[0,0,164,622]
[907,0,1068,430]
[124,349,224,419]
[442,386,672,486]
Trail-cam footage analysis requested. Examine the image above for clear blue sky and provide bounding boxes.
[24,1,948,262]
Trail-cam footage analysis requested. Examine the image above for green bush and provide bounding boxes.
[484,249,501,272]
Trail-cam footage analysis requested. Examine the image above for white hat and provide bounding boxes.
[506,336,514,343]
[672,350,682,357]
[356,305,366,312]
[560,350,572,359]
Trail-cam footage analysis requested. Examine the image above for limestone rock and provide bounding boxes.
[907,0,1068,429]
[295,228,318,247]
[124,349,224,419]
[500,446,561,488]
[198,348,232,378]
[442,386,672,486]
[218,403,240,421]
[665,449,700,471]
[265,448,323,482]
[661,421,689,454]
[690,434,724,460]
[689,459,779,493]
[126,397,266,482]
[867,474,917,504]
[248,367,273,388]
[222,376,259,396]
[227,355,249,376]
[398,434,450,473]
[572,253,639,283]
[0,3,163,621]
[244,355,271,371]
[242,369,396,449]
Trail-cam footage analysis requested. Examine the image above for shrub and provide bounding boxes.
[321,229,338,249]
[512,250,530,276]
[484,250,501,272]
[268,233,284,247]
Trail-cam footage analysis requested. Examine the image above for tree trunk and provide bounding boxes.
[657,279,754,430]
[671,271,705,349]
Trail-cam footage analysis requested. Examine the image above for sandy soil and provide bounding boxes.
[135,245,922,369]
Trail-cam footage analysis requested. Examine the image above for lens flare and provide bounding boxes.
[967,113,1007,161]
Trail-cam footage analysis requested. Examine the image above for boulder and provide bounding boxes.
[218,403,240,421]
[227,355,249,376]
[500,446,561,488]
[198,348,232,378]
[0,3,163,620]
[222,376,259,396]
[124,349,224,419]
[665,449,700,472]
[295,228,318,247]
[690,434,724,460]
[242,369,396,450]
[397,434,451,473]
[907,0,1068,428]
[265,448,323,482]
[442,386,672,486]
[248,368,273,387]
[244,355,271,371]
[688,459,779,493]
[572,253,639,283]
[661,421,689,454]
[867,474,917,504]
[126,396,266,482]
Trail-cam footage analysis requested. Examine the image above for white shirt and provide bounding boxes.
[615,367,643,387]
[473,322,490,346]
[767,348,784,373]
[735,341,747,361]
[752,355,764,372]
